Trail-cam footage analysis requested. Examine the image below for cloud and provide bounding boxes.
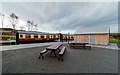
[1,2,118,33]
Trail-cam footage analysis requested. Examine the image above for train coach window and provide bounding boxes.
[54,35,56,38]
[2,32,11,35]
[50,35,53,38]
[20,35,23,38]
[28,36,31,38]
[47,35,49,38]
[34,35,38,38]
[41,35,44,38]
[26,34,31,38]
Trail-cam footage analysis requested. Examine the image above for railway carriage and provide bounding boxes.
[59,34,74,42]
[1,28,74,44]
[16,31,59,44]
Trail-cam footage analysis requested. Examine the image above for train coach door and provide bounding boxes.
[85,35,89,43]
[90,35,95,44]
[16,32,19,44]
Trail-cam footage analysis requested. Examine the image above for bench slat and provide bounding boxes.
[41,49,47,53]
[58,47,66,61]
[59,47,66,55]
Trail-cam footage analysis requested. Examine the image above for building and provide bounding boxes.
[0,28,16,44]
[74,26,109,45]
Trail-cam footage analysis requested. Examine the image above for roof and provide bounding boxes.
[74,25,109,34]
[17,31,48,35]
[17,31,59,35]
[0,28,14,31]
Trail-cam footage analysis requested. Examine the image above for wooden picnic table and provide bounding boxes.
[70,43,88,47]
[71,43,89,44]
[46,43,62,57]
[69,43,91,49]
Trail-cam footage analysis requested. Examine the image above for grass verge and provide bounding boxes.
[109,39,120,44]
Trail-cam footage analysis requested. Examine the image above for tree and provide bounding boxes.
[34,23,38,30]
[9,13,19,30]
[27,20,31,31]
[118,34,120,40]
[8,13,19,45]
[31,21,34,31]
[26,20,38,31]
[19,26,24,30]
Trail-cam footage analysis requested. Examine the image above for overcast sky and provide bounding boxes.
[1,2,118,33]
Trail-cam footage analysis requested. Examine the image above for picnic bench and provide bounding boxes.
[38,43,62,59]
[58,46,66,61]
[46,43,62,57]
[38,49,48,59]
[69,43,91,49]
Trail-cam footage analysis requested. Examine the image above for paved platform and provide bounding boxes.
[90,43,119,50]
[0,42,119,51]
[2,44,118,73]
[0,42,67,51]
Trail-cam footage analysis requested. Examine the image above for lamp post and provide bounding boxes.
[68,32,69,44]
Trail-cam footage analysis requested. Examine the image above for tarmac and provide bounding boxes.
[2,43,118,73]
[0,42,119,51]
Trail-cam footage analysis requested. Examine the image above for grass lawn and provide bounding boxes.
[109,39,120,44]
